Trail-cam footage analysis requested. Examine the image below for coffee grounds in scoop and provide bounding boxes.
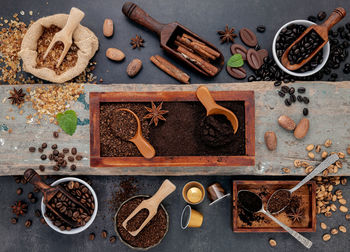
[112,110,137,140]
[267,190,291,213]
[238,191,262,213]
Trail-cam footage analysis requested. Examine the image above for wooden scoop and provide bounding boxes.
[281,7,346,71]
[43,7,85,68]
[24,169,89,227]
[122,179,176,236]
[196,86,239,134]
[122,2,224,77]
[117,108,155,159]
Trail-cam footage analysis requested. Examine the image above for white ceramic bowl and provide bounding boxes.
[41,177,98,235]
[272,19,330,77]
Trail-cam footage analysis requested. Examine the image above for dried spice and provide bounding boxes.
[130,35,144,49]
[11,200,28,216]
[217,25,237,44]
[8,88,26,105]
[143,102,168,126]
[287,208,305,223]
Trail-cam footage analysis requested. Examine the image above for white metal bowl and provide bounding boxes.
[41,177,98,235]
[272,19,330,77]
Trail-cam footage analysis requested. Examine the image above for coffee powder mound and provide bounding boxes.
[111,110,137,140]
[199,114,235,147]
[267,190,291,213]
[108,177,139,212]
[117,197,167,248]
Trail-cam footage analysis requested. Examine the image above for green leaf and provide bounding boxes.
[56,110,77,136]
[227,54,244,68]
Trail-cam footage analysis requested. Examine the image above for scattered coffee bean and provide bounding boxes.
[76,155,83,161]
[11,217,18,224]
[68,156,75,162]
[109,236,117,243]
[29,147,36,152]
[239,28,258,47]
[25,220,32,228]
[30,197,37,204]
[101,230,108,239]
[303,97,310,104]
[297,87,306,93]
[53,150,59,156]
[38,148,43,153]
[40,217,46,224]
[53,131,59,138]
[51,144,58,150]
[297,95,303,102]
[290,94,296,103]
[285,98,291,106]
[39,165,45,172]
[317,11,327,21]
[53,165,60,171]
[40,154,47,160]
[281,86,289,93]
[89,233,95,241]
[71,148,77,155]
[28,192,34,199]
[48,154,54,160]
[70,164,77,171]
[303,108,309,116]
[230,44,248,60]
[278,91,285,97]
[257,49,268,62]
[288,87,295,94]
[16,188,23,195]
[247,75,256,82]
[274,81,282,87]
[226,65,247,79]
[35,209,42,217]
[247,49,262,70]
[63,148,69,154]
[256,25,266,33]
[41,143,47,149]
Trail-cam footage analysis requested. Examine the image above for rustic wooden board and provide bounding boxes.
[0,81,349,176]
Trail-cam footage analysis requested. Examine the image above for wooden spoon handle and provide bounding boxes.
[149,179,176,206]
[131,135,156,159]
[196,86,218,115]
[122,2,165,36]
[321,7,346,31]
[62,7,85,37]
[24,169,52,193]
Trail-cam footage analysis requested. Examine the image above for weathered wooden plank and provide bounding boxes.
[0,82,349,176]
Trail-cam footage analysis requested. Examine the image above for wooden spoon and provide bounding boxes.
[43,7,85,68]
[196,86,239,134]
[122,179,176,236]
[117,108,155,159]
[281,7,346,71]
[24,169,89,227]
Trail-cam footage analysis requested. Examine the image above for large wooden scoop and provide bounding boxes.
[24,169,89,227]
[122,179,176,236]
[196,86,239,134]
[122,2,224,77]
[281,7,346,71]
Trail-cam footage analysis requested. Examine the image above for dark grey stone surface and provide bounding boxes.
[1,0,350,251]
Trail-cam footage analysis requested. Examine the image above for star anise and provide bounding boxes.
[130,35,145,49]
[8,88,26,106]
[287,207,305,223]
[11,200,28,216]
[143,102,168,126]
[217,25,237,44]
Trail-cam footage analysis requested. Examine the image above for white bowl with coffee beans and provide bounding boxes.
[272,20,330,77]
[41,177,98,234]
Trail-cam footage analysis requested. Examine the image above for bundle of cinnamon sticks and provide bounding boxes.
[175,33,220,77]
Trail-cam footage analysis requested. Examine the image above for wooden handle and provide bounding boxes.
[62,7,85,37]
[321,7,346,31]
[196,86,218,115]
[131,135,156,159]
[122,2,165,36]
[24,169,52,193]
[150,179,176,206]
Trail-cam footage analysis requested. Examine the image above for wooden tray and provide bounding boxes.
[232,180,316,232]
[90,90,255,167]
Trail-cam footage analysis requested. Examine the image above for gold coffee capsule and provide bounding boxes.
[182,181,205,205]
[181,205,204,229]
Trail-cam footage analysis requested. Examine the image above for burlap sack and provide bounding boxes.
[19,14,99,83]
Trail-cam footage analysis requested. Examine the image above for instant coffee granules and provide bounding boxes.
[116,197,167,249]
[267,190,291,213]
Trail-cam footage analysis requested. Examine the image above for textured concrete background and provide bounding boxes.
[1,0,350,251]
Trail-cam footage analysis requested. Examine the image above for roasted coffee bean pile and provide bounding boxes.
[29,135,82,172]
[44,181,95,231]
[275,81,309,114]
[287,29,324,66]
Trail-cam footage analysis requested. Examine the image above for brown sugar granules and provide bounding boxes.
[36,25,79,75]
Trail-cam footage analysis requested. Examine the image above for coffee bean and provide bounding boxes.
[63,148,69,154]
[35,209,42,217]
[61,160,67,168]
[40,154,47,160]
[289,87,295,94]
[53,132,59,138]
[38,148,43,153]
[317,11,327,21]
[41,143,47,149]
[303,108,309,116]
[278,91,285,97]
[308,16,317,22]
[16,188,23,195]
[60,226,65,231]
[29,147,36,152]
[303,97,310,104]
[53,150,59,156]
[30,197,37,204]
[68,181,75,190]
[285,99,291,106]
[40,217,46,224]
[230,44,247,60]
[297,87,306,93]
[281,86,289,93]
[239,28,258,47]
[52,144,58,150]
[290,94,296,103]
[68,156,75,162]
[39,165,45,172]
[89,233,95,241]
[247,75,256,82]
[226,65,247,79]
[70,164,77,171]
[25,220,32,228]
[11,217,18,224]
[101,230,108,239]
[49,154,54,160]
[247,49,262,70]
[256,25,266,33]
[71,148,77,155]
[109,236,117,243]
[274,81,282,87]
[28,192,34,199]
[34,187,40,193]
[76,155,83,161]
[53,165,60,171]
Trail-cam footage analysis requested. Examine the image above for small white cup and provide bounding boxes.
[272,19,330,77]
[41,177,98,235]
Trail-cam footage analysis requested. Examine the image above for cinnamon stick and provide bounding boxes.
[181,34,220,58]
[177,46,219,76]
[176,36,216,60]
[174,40,194,53]
[150,55,190,84]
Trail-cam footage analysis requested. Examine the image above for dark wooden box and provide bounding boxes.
[90,90,255,168]
[233,180,316,232]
